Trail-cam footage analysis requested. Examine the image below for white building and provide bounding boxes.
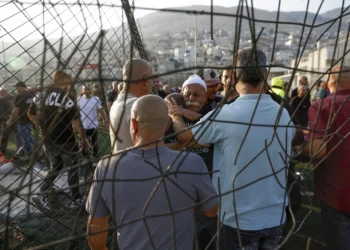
[290,35,350,84]
[174,47,195,63]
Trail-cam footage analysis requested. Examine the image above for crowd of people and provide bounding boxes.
[0,46,349,250]
[85,47,350,250]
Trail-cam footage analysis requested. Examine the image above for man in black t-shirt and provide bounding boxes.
[290,85,311,128]
[6,81,35,156]
[28,71,89,210]
[220,68,240,105]
[291,75,310,100]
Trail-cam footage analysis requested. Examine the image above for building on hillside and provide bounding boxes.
[290,35,350,85]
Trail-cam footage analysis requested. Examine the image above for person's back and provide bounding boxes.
[33,86,77,145]
[109,91,138,152]
[305,65,350,250]
[204,95,294,229]
[87,95,217,250]
[109,58,154,153]
[309,88,350,209]
[173,48,296,250]
[92,148,216,250]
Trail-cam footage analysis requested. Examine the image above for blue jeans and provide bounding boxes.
[19,124,34,155]
[320,200,350,250]
[220,224,285,250]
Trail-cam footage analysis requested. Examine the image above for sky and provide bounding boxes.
[0,0,349,42]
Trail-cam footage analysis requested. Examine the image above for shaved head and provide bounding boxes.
[329,65,350,86]
[123,58,153,83]
[164,93,186,108]
[131,95,169,134]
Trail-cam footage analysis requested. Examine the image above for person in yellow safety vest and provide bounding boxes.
[270,77,285,98]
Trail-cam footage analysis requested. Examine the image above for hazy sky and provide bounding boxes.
[0,0,349,42]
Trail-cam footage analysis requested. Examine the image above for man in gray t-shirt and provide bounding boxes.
[109,58,154,153]
[86,95,218,250]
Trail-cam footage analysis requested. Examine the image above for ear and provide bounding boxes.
[263,83,268,93]
[131,118,138,134]
[231,71,237,90]
[263,69,268,80]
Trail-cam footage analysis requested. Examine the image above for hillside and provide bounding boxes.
[138,5,349,38]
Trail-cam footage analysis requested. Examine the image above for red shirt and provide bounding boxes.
[307,89,350,212]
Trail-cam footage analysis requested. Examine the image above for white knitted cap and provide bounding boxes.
[182,75,207,92]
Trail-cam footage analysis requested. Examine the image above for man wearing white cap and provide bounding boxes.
[168,75,211,121]
[166,74,216,250]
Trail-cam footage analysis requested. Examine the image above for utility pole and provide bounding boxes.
[1,28,7,81]
[194,14,197,73]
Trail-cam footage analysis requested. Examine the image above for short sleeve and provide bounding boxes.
[192,109,221,145]
[65,96,80,120]
[195,158,218,211]
[96,97,102,109]
[28,94,40,115]
[86,163,109,218]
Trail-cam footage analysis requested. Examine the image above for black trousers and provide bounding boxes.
[85,128,99,158]
[41,142,80,200]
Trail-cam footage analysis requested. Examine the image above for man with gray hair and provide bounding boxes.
[171,47,295,249]
[291,75,309,99]
[86,95,218,250]
[109,58,154,153]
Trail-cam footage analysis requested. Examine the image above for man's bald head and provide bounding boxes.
[123,58,153,83]
[328,65,350,92]
[122,58,154,97]
[131,95,169,141]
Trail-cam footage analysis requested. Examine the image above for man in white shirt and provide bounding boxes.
[77,84,107,158]
[109,58,154,153]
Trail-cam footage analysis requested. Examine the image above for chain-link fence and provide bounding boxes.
[1,0,350,249]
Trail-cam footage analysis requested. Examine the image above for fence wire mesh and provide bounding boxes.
[0,0,349,249]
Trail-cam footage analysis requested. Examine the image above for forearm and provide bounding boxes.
[181,109,202,121]
[87,216,109,250]
[107,102,112,112]
[171,116,193,143]
[98,110,107,124]
[8,108,19,123]
[302,139,327,161]
[28,113,39,127]
[72,119,86,140]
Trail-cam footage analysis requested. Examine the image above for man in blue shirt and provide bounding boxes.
[171,47,295,249]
